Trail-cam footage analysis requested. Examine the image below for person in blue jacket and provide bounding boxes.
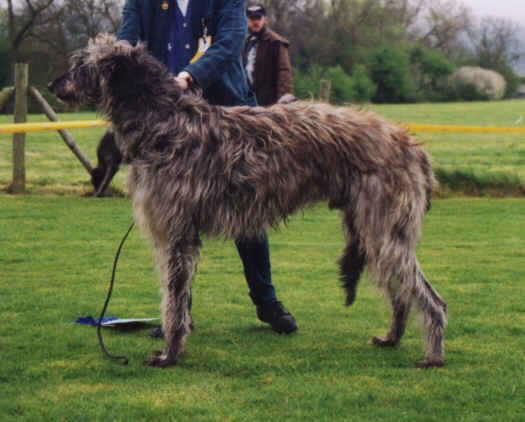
[117,0,298,334]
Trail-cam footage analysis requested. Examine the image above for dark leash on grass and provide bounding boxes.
[97,221,135,365]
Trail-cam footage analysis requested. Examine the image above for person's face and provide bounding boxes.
[247,15,268,33]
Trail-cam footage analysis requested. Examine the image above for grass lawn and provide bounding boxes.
[369,101,525,189]
[1,100,524,195]
[1,195,524,421]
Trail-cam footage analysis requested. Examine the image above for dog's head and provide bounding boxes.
[48,34,176,111]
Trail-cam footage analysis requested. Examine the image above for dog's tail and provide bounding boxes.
[339,211,366,306]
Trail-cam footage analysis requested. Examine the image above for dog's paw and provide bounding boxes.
[144,350,178,368]
[415,359,444,369]
[369,336,399,347]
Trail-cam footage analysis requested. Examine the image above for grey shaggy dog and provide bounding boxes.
[49,34,447,369]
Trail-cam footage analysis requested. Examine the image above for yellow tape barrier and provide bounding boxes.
[0,120,525,135]
[0,120,109,134]
[400,123,525,134]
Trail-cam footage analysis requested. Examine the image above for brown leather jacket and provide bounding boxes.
[243,27,293,106]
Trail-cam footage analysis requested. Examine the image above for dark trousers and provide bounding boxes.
[235,232,276,305]
[188,233,276,311]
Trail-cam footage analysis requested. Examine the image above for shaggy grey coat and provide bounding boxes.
[49,35,447,369]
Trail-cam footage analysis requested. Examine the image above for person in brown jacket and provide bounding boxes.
[243,4,293,106]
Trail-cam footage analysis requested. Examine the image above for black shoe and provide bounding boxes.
[149,325,164,338]
[256,300,298,334]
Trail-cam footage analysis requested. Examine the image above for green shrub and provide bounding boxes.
[369,44,414,103]
[352,64,376,103]
[446,66,505,101]
[323,65,355,103]
[444,81,489,102]
[409,46,455,101]
[293,65,356,103]
[293,65,324,99]
[494,63,521,98]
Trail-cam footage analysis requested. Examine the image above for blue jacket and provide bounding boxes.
[117,0,256,106]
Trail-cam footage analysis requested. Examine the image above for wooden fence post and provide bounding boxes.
[12,63,28,194]
[29,86,94,174]
[320,79,331,103]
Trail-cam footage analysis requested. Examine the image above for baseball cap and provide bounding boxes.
[247,4,266,19]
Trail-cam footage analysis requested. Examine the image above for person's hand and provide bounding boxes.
[175,71,193,90]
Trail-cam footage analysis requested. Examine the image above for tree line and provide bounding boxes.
[1,0,523,109]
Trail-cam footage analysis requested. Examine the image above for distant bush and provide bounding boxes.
[447,66,506,101]
[409,46,455,101]
[492,63,521,98]
[352,64,377,103]
[323,65,355,103]
[369,44,414,103]
[293,65,356,103]
[293,65,324,99]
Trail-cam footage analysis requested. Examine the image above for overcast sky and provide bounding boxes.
[460,0,525,74]
[460,0,523,23]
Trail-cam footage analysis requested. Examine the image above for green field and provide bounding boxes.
[371,101,525,194]
[1,196,524,421]
[1,101,524,420]
[1,100,524,195]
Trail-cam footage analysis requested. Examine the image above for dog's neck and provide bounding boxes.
[105,89,213,162]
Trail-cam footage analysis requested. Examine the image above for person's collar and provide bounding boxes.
[248,25,267,39]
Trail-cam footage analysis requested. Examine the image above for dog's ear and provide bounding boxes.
[103,52,150,103]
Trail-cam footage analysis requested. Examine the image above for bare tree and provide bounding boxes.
[418,0,472,57]
[378,0,427,42]
[6,0,56,61]
[256,0,324,37]
[2,0,122,85]
[254,0,327,69]
[468,17,522,69]
[30,0,121,55]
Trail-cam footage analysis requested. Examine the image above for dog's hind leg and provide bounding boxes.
[370,260,446,367]
[370,284,412,347]
[339,214,366,306]
[145,229,201,368]
[412,264,447,368]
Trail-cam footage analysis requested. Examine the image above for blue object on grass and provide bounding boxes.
[75,316,118,326]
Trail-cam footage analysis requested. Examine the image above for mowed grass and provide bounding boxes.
[1,99,524,195]
[1,195,524,421]
[0,112,118,195]
[369,101,525,189]
[1,100,524,419]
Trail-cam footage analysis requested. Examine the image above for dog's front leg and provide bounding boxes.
[146,232,200,368]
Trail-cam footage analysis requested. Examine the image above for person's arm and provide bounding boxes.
[117,0,142,45]
[184,0,247,89]
[276,43,293,99]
